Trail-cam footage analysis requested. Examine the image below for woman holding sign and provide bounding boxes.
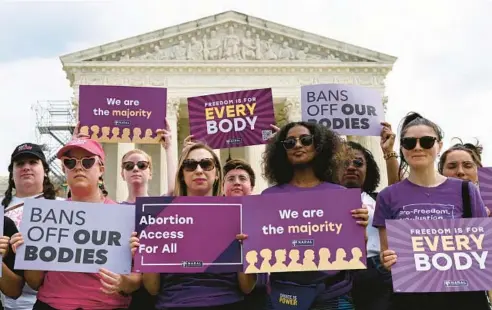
[139,142,256,310]
[1,143,57,310]
[10,138,141,310]
[374,112,490,310]
[261,121,369,310]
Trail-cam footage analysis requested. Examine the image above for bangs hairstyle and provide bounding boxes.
[398,112,444,180]
[121,149,153,171]
[262,121,346,185]
[173,143,223,197]
[438,138,483,173]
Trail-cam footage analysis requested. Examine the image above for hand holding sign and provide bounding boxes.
[99,268,123,295]
[156,119,172,150]
[381,249,397,271]
[351,207,369,227]
[0,236,10,257]
[130,232,140,257]
[10,232,23,254]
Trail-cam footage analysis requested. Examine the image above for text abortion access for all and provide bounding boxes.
[92,97,153,119]
[204,97,258,134]
[262,208,344,236]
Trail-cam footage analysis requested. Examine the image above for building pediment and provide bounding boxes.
[60,11,396,65]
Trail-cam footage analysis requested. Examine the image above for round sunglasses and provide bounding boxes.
[122,161,150,171]
[281,135,314,150]
[182,158,215,172]
[61,157,97,170]
[346,158,364,168]
[401,136,437,150]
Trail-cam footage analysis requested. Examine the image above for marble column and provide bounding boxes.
[102,142,135,202]
[245,145,267,194]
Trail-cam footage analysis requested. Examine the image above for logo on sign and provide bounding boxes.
[292,239,315,247]
[114,120,131,126]
[444,280,468,287]
[226,138,242,145]
[182,261,204,268]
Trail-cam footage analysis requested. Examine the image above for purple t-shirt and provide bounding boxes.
[262,182,353,300]
[373,178,487,228]
[156,273,243,308]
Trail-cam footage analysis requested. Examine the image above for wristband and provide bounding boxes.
[383,151,398,160]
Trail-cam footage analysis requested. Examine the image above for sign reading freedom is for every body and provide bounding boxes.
[134,196,242,273]
[242,188,366,274]
[187,88,276,149]
[15,199,135,274]
[78,85,167,144]
[301,84,384,136]
[386,217,492,292]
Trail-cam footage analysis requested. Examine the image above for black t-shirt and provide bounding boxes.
[1,216,23,310]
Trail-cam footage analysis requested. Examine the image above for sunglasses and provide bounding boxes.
[346,158,364,168]
[123,161,150,171]
[401,136,438,150]
[182,158,215,172]
[281,135,314,150]
[61,156,97,170]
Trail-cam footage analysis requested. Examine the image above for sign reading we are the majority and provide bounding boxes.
[387,218,492,292]
[242,188,366,274]
[78,85,167,144]
[187,88,276,149]
[134,196,242,273]
[15,199,135,274]
[301,84,384,136]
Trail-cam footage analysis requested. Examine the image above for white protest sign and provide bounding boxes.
[301,84,384,136]
[15,199,135,274]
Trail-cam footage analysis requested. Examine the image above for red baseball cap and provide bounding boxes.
[57,138,105,162]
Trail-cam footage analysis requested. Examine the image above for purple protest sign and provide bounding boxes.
[386,218,492,293]
[78,85,167,144]
[301,84,383,136]
[134,196,242,273]
[241,188,366,274]
[187,88,276,149]
[478,167,492,207]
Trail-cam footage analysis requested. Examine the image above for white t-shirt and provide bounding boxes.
[362,192,381,258]
[2,194,63,310]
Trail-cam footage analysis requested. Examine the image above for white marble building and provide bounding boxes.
[59,10,396,202]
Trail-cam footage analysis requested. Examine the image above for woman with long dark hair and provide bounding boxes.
[1,143,56,310]
[374,112,489,310]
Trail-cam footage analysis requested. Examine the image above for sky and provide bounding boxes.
[0,0,490,175]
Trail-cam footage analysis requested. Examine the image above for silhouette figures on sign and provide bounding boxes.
[80,125,159,144]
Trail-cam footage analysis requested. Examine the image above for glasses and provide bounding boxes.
[401,136,438,150]
[123,161,150,171]
[182,158,215,172]
[281,135,314,150]
[346,158,364,168]
[61,156,97,170]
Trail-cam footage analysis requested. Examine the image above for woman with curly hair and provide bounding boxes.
[262,121,369,310]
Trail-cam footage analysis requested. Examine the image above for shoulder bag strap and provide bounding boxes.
[5,194,44,213]
[461,181,472,218]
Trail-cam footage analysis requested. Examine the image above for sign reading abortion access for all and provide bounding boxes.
[241,188,366,274]
[15,199,135,274]
[301,84,384,136]
[478,167,492,208]
[187,88,276,149]
[134,196,242,273]
[386,217,492,293]
[78,85,167,144]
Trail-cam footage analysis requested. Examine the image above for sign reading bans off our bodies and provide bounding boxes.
[15,199,135,274]
[301,84,384,136]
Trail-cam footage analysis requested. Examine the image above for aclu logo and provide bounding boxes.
[292,239,314,247]
[226,138,242,145]
[444,280,468,287]
[114,120,131,126]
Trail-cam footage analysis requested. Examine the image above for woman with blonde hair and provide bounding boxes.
[134,142,254,310]
[11,138,141,310]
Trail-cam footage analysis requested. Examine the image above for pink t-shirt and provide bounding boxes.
[37,197,132,309]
